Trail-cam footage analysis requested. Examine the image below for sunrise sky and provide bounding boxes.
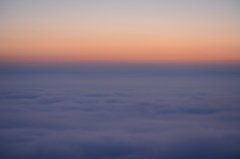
[1,1,240,159]
[0,0,239,63]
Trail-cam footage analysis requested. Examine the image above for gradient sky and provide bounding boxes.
[0,0,239,63]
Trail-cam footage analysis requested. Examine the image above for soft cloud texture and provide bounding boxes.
[0,64,240,159]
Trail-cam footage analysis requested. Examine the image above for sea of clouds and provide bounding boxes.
[0,64,240,159]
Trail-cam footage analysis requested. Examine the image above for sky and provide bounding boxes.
[0,0,239,63]
[0,1,240,158]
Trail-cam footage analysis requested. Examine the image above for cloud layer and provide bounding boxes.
[0,66,240,159]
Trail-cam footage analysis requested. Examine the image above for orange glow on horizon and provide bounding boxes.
[1,0,239,64]
[1,27,239,63]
